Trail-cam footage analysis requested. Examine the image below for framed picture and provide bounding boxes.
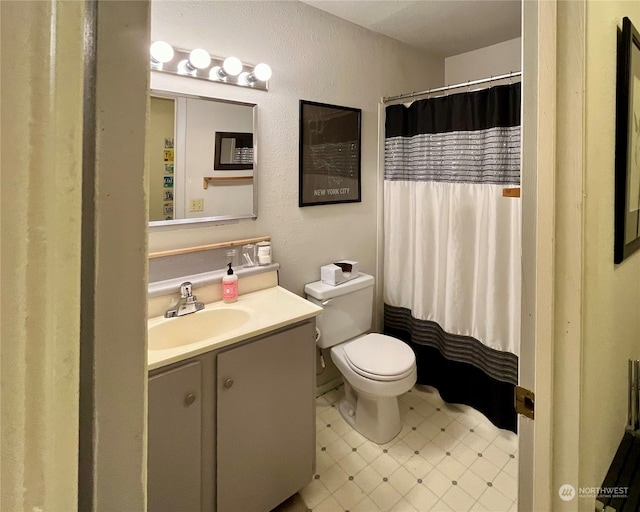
[615,17,640,263]
[299,100,361,207]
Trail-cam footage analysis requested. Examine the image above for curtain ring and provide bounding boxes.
[509,71,513,84]
[467,79,471,93]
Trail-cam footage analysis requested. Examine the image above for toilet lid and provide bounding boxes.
[343,334,415,381]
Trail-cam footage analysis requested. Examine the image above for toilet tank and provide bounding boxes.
[304,273,375,349]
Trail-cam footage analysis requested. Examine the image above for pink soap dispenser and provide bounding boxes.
[222,263,238,303]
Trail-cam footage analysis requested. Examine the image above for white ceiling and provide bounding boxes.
[298,0,522,57]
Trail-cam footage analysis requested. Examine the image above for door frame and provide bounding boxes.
[521,1,586,510]
[519,0,557,509]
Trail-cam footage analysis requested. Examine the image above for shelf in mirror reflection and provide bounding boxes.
[202,176,254,189]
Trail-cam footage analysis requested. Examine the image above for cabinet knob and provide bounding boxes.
[224,378,234,389]
[184,393,196,406]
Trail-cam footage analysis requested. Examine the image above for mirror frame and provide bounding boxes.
[149,89,258,229]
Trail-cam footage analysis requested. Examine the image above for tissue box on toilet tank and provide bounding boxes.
[321,260,359,286]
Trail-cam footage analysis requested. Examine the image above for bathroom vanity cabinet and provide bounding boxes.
[148,360,204,512]
[148,319,316,512]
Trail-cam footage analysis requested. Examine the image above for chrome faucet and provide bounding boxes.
[164,282,205,318]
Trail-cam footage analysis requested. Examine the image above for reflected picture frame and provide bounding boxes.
[298,100,362,207]
[615,17,640,263]
[213,131,254,171]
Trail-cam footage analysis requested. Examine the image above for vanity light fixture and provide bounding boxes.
[149,41,271,92]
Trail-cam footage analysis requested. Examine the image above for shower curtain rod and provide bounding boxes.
[382,70,522,103]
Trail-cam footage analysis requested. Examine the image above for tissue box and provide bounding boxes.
[321,260,359,286]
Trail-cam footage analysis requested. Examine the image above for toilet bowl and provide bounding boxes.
[305,273,417,444]
[331,334,417,443]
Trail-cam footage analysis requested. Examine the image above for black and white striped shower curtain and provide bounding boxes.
[383,83,521,432]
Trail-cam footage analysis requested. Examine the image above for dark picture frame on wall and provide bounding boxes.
[615,16,640,263]
[299,100,362,207]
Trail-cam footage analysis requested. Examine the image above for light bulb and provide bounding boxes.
[189,48,211,69]
[253,63,272,81]
[238,72,251,86]
[177,59,196,76]
[150,41,174,63]
[209,66,223,80]
[222,56,243,76]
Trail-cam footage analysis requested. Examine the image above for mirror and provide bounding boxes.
[148,90,257,226]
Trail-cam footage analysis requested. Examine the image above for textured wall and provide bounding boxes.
[149,1,444,299]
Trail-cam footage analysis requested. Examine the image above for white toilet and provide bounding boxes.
[305,273,417,444]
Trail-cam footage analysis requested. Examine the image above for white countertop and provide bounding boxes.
[148,286,322,371]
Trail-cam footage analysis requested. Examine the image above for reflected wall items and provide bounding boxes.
[615,16,640,263]
[214,131,254,170]
[148,90,257,226]
[299,100,361,207]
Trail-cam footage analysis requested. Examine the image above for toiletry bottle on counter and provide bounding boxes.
[222,263,238,303]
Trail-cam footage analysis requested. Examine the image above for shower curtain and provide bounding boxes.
[383,83,521,432]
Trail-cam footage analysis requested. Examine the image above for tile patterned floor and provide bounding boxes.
[300,385,518,512]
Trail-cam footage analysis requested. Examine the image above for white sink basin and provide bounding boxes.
[147,286,323,371]
[149,307,251,351]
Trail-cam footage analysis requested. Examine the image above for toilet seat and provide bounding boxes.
[343,334,415,382]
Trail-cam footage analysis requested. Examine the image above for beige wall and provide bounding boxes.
[1,1,85,509]
[444,37,522,85]
[580,0,640,499]
[550,3,640,509]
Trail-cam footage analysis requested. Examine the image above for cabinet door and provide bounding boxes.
[217,322,316,512]
[148,361,202,512]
